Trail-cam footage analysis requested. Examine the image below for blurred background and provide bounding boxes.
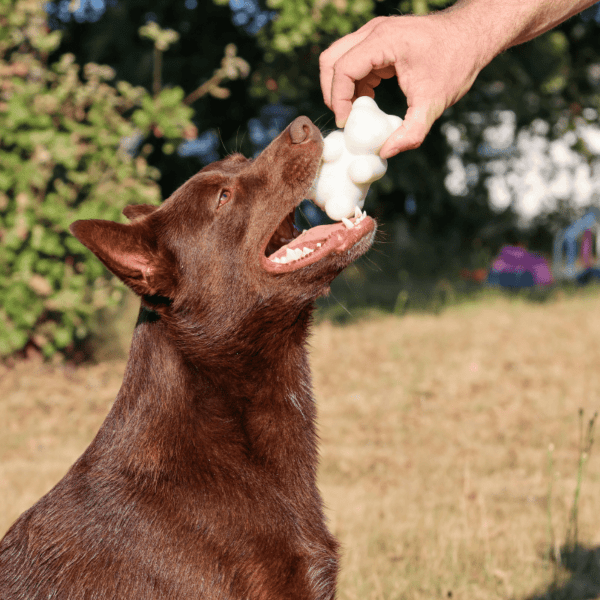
[2,2,600,598]
[2,0,600,359]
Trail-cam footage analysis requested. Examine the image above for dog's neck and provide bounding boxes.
[90,305,319,496]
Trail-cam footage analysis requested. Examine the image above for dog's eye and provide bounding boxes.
[218,190,232,208]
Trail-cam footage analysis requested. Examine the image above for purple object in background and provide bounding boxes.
[581,229,593,267]
[488,245,553,287]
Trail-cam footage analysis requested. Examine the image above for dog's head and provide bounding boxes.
[71,117,375,348]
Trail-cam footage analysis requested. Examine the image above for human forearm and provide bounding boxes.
[444,0,598,68]
[320,0,598,157]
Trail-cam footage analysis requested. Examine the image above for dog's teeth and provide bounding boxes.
[342,217,354,230]
[354,206,362,219]
[317,243,322,248]
[278,247,313,263]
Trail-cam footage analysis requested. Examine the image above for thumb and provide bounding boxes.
[380,105,436,158]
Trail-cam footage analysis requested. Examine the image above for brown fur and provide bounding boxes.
[0,117,376,599]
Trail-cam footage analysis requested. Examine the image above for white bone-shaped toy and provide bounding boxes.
[307,96,402,221]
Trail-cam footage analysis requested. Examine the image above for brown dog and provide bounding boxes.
[0,116,376,599]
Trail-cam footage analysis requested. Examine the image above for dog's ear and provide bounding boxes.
[70,219,177,298]
[123,204,159,221]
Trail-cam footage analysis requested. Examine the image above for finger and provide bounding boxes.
[380,105,434,158]
[354,72,382,98]
[330,35,396,127]
[353,64,397,98]
[372,65,396,79]
[319,19,385,108]
[359,71,384,88]
[352,87,376,103]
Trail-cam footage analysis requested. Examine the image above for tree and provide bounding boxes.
[35,0,600,280]
[0,0,199,359]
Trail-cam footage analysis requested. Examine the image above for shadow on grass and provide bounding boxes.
[527,544,600,600]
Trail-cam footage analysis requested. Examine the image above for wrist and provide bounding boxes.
[437,2,504,74]
[441,0,599,64]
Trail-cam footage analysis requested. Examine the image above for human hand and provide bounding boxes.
[320,14,486,158]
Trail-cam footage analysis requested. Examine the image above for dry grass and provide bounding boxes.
[2,292,600,598]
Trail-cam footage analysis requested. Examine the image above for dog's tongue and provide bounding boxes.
[268,225,327,261]
[266,208,370,266]
[290,225,335,246]
[268,213,366,262]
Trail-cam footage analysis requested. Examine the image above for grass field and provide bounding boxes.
[1,291,600,599]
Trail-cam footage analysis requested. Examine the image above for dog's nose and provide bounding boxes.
[289,116,316,145]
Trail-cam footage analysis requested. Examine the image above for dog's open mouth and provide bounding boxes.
[261,205,375,273]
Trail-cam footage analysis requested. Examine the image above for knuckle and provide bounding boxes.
[371,16,390,27]
[372,17,397,37]
[406,136,424,150]
[405,130,426,149]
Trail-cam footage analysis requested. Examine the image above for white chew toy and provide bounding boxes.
[307,97,402,221]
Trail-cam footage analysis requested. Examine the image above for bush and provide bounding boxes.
[0,0,194,359]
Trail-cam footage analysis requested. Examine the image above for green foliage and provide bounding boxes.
[0,0,196,359]
[397,0,453,14]
[257,0,452,57]
[138,21,180,52]
[260,0,375,55]
[546,409,597,588]
[14,0,600,354]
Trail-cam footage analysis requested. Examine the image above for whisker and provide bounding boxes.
[326,289,353,316]
[369,246,388,257]
[313,113,334,131]
[235,127,247,153]
[361,255,382,272]
[216,129,229,156]
[297,203,318,228]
